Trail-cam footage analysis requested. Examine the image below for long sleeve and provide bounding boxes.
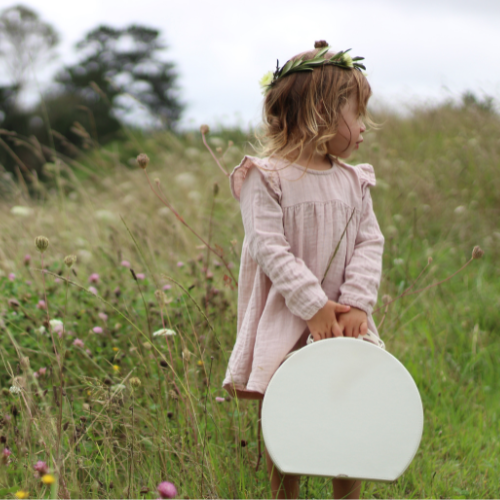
[338,186,384,315]
[240,165,328,321]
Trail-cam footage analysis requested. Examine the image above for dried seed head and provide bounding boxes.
[213,182,219,196]
[35,236,49,253]
[382,294,392,304]
[427,256,433,264]
[19,357,30,371]
[64,255,77,268]
[200,124,210,135]
[472,246,484,260]
[136,153,150,170]
[129,377,141,388]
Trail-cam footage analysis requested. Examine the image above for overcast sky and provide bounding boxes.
[1,0,499,128]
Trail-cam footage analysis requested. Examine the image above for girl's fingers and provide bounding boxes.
[332,321,343,337]
[360,321,368,336]
[311,331,322,342]
[332,303,350,313]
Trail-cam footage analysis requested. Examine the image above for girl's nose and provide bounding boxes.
[359,120,366,133]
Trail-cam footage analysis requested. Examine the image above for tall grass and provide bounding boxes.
[0,101,499,499]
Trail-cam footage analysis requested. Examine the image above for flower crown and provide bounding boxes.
[259,45,366,96]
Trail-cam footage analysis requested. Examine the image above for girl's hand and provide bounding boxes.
[337,307,368,338]
[306,300,350,341]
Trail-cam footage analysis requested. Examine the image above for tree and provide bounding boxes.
[0,4,59,91]
[53,24,183,141]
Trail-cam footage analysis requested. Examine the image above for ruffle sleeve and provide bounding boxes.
[354,163,376,190]
[230,155,282,202]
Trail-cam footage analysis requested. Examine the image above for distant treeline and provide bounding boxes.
[0,5,183,180]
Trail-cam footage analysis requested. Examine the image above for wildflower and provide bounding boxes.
[8,273,15,281]
[454,205,466,215]
[88,273,99,284]
[111,384,126,392]
[92,326,103,334]
[73,339,84,348]
[54,278,61,284]
[34,460,49,475]
[85,349,92,357]
[35,236,49,253]
[15,490,29,499]
[153,328,176,337]
[11,206,33,217]
[136,273,145,280]
[64,255,77,268]
[2,447,12,459]
[176,261,184,268]
[41,474,55,485]
[9,386,21,395]
[342,52,354,67]
[136,153,150,169]
[25,280,31,286]
[163,284,172,290]
[114,286,121,297]
[36,300,47,310]
[112,365,120,372]
[120,260,131,268]
[157,481,178,499]
[49,319,64,337]
[38,367,47,376]
[88,286,98,296]
[215,397,225,403]
[197,360,203,367]
[129,377,141,387]
[472,246,484,260]
[200,124,210,135]
[95,210,116,222]
[98,312,108,322]
[259,71,274,94]
[23,254,31,266]
[112,347,119,352]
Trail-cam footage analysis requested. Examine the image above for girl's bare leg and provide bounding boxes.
[332,478,361,499]
[265,448,300,499]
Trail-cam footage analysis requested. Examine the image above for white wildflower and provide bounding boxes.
[259,71,274,95]
[9,386,21,395]
[174,172,197,189]
[187,190,202,203]
[342,53,354,68]
[11,206,33,217]
[77,249,93,263]
[49,319,64,334]
[153,328,176,337]
[95,210,117,222]
[111,384,126,392]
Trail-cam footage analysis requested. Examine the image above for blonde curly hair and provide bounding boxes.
[259,44,373,166]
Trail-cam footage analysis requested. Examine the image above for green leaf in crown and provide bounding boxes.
[259,46,366,96]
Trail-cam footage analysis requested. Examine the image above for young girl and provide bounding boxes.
[223,41,384,500]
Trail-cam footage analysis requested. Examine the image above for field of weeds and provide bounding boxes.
[0,102,499,499]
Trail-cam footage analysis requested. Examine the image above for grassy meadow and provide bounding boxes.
[0,100,499,499]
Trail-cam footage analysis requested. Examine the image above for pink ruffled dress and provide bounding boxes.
[223,155,384,397]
